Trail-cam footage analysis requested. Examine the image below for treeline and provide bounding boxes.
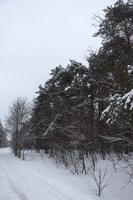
[6,0,133,172]
[0,120,7,148]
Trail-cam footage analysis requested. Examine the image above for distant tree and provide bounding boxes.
[0,119,7,147]
[6,97,31,158]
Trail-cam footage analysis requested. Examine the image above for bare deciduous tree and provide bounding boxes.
[88,167,112,197]
[6,97,31,158]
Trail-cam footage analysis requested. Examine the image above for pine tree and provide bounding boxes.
[93,0,133,92]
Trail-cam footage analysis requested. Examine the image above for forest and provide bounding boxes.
[0,0,133,179]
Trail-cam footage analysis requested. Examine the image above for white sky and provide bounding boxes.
[0,0,117,123]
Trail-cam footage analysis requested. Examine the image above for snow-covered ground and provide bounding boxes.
[0,148,132,200]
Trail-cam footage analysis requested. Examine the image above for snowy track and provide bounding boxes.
[0,148,133,200]
[0,148,90,200]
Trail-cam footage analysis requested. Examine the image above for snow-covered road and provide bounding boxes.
[0,148,91,200]
[0,148,133,200]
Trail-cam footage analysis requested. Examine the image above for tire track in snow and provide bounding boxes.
[0,149,29,200]
[7,177,29,200]
[0,149,74,200]
[6,161,73,200]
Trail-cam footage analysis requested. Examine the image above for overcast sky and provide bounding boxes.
[0,0,117,123]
